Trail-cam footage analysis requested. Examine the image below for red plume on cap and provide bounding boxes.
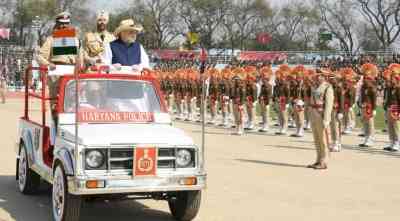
[389,63,400,75]
[361,63,378,77]
[278,64,291,74]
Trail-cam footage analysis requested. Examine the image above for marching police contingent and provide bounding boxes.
[31,11,400,171]
[155,61,400,168]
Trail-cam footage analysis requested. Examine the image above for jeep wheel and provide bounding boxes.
[168,190,201,221]
[17,144,40,194]
[52,165,81,221]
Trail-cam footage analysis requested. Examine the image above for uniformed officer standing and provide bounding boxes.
[342,68,357,135]
[290,66,306,137]
[185,69,199,121]
[83,10,115,68]
[207,69,219,125]
[37,12,76,123]
[328,71,345,152]
[359,63,378,147]
[244,66,258,130]
[308,70,334,170]
[384,63,400,152]
[218,68,232,127]
[303,69,315,131]
[231,69,246,135]
[174,70,185,120]
[274,65,291,135]
[258,66,273,132]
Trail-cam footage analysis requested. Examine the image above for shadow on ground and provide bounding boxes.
[0,175,174,221]
[235,159,307,168]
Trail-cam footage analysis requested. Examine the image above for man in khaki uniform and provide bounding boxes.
[274,66,291,135]
[359,63,378,147]
[231,70,246,135]
[83,10,115,67]
[218,68,232,128]
[328,71,345,152]
[258,66,273,132]
[207,69,219,125]
[342,69,357,135]
[290,65,306,137]
[37,12,76,116]
[384,64,400,152]
[308,70,334,170]
[244,67,258,130]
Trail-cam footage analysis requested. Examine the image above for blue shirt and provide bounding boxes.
[109,39,141,66]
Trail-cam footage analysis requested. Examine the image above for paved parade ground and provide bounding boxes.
[1,99,400,221]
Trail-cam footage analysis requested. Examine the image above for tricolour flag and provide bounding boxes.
[52,28,78,56]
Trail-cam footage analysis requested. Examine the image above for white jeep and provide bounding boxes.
[16,67,206,221]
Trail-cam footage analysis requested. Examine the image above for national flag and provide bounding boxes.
[0,28,10,40]
[52,28,78,56]
[256,32,272,45]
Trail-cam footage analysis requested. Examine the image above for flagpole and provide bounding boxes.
[200,47,207,171]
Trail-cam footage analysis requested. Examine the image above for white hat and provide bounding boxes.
[114,19,143,36]
[97,10,109,23]
[56,11,71,23]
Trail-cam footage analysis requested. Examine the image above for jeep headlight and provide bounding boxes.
[85,150,105,169]
[176,149,193,168]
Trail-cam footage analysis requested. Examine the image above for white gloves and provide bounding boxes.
[373,110,377,116]
[285,104,290,109]
[337,113,344,120]
[296,100,305,106]
[323,120,330,129]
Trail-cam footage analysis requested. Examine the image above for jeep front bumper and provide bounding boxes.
[67,174,207,195]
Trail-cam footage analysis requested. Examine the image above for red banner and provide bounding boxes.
[134,147,157,177]
[238,51,287,61]
[78,112,154,123]
[153,50,199,60]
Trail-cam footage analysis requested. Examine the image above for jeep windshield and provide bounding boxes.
[64,79,161,114]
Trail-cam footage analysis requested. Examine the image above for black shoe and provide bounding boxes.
[383,147,393,151]
[358,134,365,137]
